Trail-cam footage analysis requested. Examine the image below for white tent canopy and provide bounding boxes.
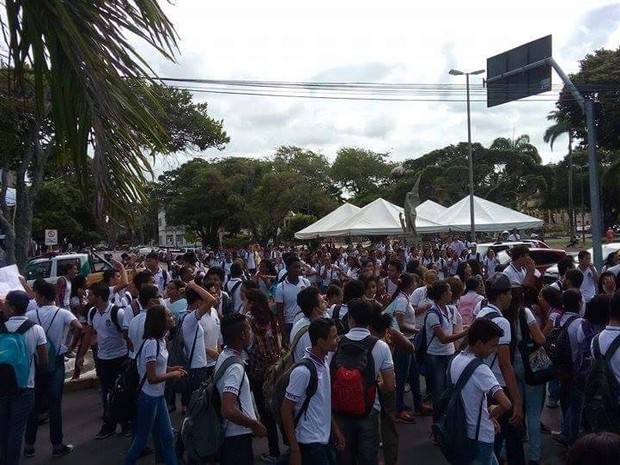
[328,198,404,236]
[294,203,361,239]
[415,195,543,233]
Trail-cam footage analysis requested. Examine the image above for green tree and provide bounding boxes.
[0,0,177,269]
[330,147,394,197]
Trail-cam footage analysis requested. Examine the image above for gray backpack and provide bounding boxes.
[180,356,244,462]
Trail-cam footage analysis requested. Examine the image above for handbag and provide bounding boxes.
[517,310,554,385]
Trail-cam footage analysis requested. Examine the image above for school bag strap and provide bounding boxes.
[36,307,61,334]
[137,339,159,392]
[292,358,319,427]
[212,355,246,405]
[332,304,343,321]
[87,305,123,332]
[290,325,310,354]
[423,306,443,348]
[0,319,35,334]
[593,334,620,362]
[453,358,483,392]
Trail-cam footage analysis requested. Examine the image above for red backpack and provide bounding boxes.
[330,335,379,418]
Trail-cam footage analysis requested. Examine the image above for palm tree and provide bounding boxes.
[543,111,574,238]
[0,0,177,267]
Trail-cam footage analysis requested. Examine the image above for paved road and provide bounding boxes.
[26,387,569,465]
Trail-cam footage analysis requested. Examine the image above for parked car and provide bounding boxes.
[476,240,549,259]
[497,248,567,287]
[25,252,114,286]
[542,242,620,284]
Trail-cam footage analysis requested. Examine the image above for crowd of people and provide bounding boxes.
[2,235,620,465]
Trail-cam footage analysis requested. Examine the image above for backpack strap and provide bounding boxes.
[333,304,342,321]
[15,319,35,334]
[424,307,442,348]
[562,315,579,330]
[290,325,310,355]
[360,334,380,353]
[187,315,200,368]
[110,305,123,333]
[88,306,97,326]
[137,339,159,393]
[454,358,483,392]
[603,334,620,362]
[293,358,319,427]
[213,355,245,390]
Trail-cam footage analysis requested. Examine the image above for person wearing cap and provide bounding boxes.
[503,245,536,287]
[0,291,47,465]
[476,273,525,464]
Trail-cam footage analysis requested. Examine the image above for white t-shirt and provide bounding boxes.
[88,303,127,360]
[592,326,620,386]
[476,304,511,386]
[215,348,257,437]
[285,350,331,444]
[122,299,141,330]
[578,266,597,303]
[275,277,311,324]
[449,351,502,444]
[503,264,527,285]
[334,327,394,412]
[137,338,168,397]
[483,257,500,276]
[330,303,348,323]
[199,308,222,368]
[181,310,208,369]
[410,286,433,329]
[4,316,47,388]
[128,309,148,359]
[27,305,76,357]
[425,305,459,356]
[290,316,311,363]
[224,277,244,312]
[320,265,338,288]
[390,293,416,335]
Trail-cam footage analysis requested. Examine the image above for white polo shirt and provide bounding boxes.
[137,338,168,397]
[215,348,257,437]
[181,310,207,369]
[88,303,127,360]
[128,308,148,359]
[578,265,597,303]
[290,316,311,363]
[4,316,47,388]
[27,305,76,356]
[285,350,331,445]
[410,286,433,329]
[476,304,511,386]
[224,278,244,312]
[503,264,527,284]
[425,305,460,356]
[151,267,168,293]
[449,351,502,444]
[199,308,222,368]
[275,277,311,325]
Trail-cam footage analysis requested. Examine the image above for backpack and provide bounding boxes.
[88,305,123,333]
[545,315,579,381]
[330,335,379,418]
[223,281,242,315]
[167,312,198,394]
[35,307,61,375]
[432,357,484,465]
[574,320,597,391]
[269,358,318,439]
[517,310,554,386]
[263,325,309,405]
[0,320,35,398]
[268,272,288,300]
[181,356,244,463]
[108,340,156,424]
[247,321,280,382]
[413,307,442,365]
[332,304,349,336]
[582,334,620,434]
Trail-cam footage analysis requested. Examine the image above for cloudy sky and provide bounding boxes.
[143,0,620,173]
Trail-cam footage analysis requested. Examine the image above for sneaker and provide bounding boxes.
[546,400,559,409]
[259,452,278,463]
[95,425,116,440]
[24,447,35,458]
[52,445,74,457]
[394,411,416,424]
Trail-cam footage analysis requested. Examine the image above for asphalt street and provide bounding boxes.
[25,386,569,465]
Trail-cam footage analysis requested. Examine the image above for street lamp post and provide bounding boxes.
[450,68,485,243]
[575,164,588,244]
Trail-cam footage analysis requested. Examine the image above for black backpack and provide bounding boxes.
[332,304,349,336]
[330,335,378,418]
[270,358,318,441]
[223,281,242,315]
[432,357,484,465]
[167,311,198,394]
[545,315,579,381]
[582,334,620,434]
[413,307,443,365]
[108,340,157,424]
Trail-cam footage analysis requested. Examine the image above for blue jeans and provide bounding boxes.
[514,355,544,461]
[424,354,450,408]
[547,379,560,403]
[474,441,499,465]
[124,392,177,465]
[335,408,380,465]
[394,348,422,412]
[0,388,35,465]
[25,355,66,448]
[560,380,584,445]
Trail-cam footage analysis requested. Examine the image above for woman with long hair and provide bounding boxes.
[125,305,186,465]
[244,289,282,462]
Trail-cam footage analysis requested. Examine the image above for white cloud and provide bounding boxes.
[145,0,620,174]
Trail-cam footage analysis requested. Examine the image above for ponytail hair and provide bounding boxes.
[389,272,416,305]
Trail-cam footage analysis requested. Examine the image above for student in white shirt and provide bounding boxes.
[591,292,620,391]
[289,287,327,364]
[24,281,82,458]
[503,245,536,286]
[577,251,599,303]
[125,305,186,465]
[450,318,512,465]
[215,313,267,465]
[275,257,311,345]
[282,318,345,465]
[223,263,244,314]
[145,252,169,294]
[0,291,47,465]
[128,284,163,358]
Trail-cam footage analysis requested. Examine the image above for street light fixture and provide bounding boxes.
[449,68,485,242]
